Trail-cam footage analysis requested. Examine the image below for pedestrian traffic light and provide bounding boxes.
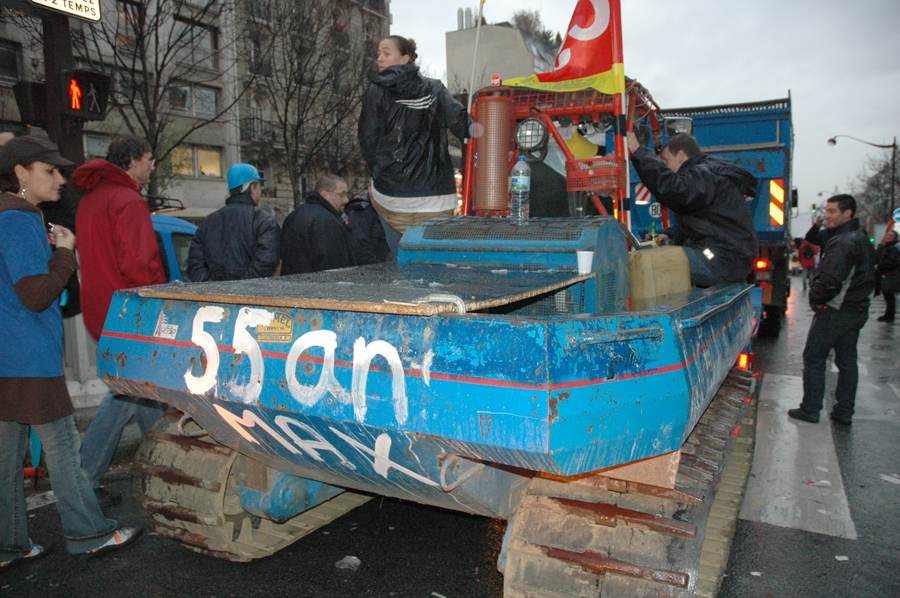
[62,70,110,120]
[12,81,46,126]
[811,203,816,213]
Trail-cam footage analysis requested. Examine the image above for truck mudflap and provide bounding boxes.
[500,368,757,598]
[132,411,371,562]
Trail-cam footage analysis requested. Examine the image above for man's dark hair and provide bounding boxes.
[315,174,345,193]
[106,134,151,170]
[827,194,856,217]
[662,134,701,159]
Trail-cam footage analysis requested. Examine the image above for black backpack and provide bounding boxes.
[802,243,814,260]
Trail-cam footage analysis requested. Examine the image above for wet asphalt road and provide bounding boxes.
[719,275,900,598]
[4,274,899,598]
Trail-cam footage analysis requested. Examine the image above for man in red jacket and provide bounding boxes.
[72,134,167,507]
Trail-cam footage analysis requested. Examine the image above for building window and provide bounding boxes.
[244,0,271,22]
[116,0,142,51]
[0,40,21,83]
[85,135,112,160]
[248,36,273,76]
[169,83,219,117]
[171,145,222,178]
[174,18,219,70]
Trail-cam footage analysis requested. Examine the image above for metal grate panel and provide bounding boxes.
[420,216,604,243]
[598,272,616,313]
[510,283,585,317]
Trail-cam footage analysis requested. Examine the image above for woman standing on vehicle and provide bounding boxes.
[358,35,473,257]
[0,137,141,567]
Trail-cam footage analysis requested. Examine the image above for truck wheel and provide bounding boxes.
[758,308,783,337]
[502,368,758,597]
[131,410,370,562]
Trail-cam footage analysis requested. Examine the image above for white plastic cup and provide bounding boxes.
[576,251,594,275]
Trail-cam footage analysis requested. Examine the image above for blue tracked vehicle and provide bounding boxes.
[97,86,757,597]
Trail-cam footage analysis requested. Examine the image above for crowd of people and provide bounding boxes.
[0,33,462,566]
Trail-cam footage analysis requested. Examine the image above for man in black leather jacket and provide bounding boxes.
[187,163,280,282]
[876,229,900,321]
[627,132,758,287]
[280,175,357,275]
[789,194,874,425]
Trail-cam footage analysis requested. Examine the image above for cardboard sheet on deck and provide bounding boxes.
[138,262,591,315]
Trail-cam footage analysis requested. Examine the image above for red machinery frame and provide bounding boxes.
[462,81,660,225]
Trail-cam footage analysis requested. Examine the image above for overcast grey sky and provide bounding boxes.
[391,0,900,216]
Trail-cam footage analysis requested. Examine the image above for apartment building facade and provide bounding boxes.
[0,0,390,223]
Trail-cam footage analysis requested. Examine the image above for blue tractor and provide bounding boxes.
[97,84,756,598]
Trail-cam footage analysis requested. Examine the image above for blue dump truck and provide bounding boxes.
[630,98,795,330]
[95,84,757,598]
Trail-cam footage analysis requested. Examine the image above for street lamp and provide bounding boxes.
[827,134,897,220]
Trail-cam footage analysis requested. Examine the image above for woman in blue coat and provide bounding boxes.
[0,137,141,567]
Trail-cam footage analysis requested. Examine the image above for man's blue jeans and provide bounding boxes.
[80,392,166,488]
[799,308,868,420]
[803,266,816,289]
[0,415,119,557]
[683,247,727,288]
[376,211,402,260]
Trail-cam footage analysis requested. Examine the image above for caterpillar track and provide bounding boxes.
[131,411,371,562]
[502,368,758,598]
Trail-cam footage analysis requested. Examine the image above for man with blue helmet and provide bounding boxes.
[188,163,280,281]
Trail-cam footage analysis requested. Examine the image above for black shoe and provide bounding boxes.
[95,487,122,509]
[876,315,894,322]
[830,412,852,425]
[788,408,819,423]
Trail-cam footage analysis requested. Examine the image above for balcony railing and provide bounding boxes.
[240,115,279,144]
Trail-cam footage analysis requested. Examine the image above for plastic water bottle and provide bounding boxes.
[510,156,530,223]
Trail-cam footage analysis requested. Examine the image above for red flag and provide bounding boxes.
[504,0,625,94]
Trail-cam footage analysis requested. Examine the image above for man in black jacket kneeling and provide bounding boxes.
[627,132,759,287]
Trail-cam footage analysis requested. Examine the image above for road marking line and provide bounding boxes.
[738,373,857,539]
[830,361,867,376]
[26,490,57,511]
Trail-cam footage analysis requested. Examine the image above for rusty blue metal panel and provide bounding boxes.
[97,281,751,514]
[541,284,752,473]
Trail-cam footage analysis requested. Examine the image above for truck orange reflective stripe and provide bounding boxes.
[769,179,785,226]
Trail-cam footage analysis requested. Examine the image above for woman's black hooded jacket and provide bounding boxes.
[358,64,470,198]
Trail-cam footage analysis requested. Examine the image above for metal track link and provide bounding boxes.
[503,368,758,598]
[132,410,371,562]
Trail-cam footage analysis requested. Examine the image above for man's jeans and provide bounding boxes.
[683,247,727,288]
[800,308,868,419]
[0,416,118,556]
[376,211,402,260]
[803,266,816,289]
[80,392,166,488]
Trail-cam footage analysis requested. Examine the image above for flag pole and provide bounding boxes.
[467,0,486,113]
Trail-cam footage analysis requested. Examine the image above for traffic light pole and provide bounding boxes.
[41,11,84,165]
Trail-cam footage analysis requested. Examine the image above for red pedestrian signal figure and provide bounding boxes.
[70,79,82,110]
